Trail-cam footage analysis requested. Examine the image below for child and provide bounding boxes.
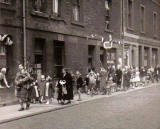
[31,80,40,103]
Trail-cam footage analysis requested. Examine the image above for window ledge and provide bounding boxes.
[71,21,85,27]
[50,15,66,23]
[31,11,49,19]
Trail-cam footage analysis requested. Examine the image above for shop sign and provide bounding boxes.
[103,41,112,49]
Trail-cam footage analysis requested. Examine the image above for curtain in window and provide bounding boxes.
[73,5,79,21]
[53,0,58,13]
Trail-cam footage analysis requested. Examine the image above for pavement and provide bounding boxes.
[0,82,159,125]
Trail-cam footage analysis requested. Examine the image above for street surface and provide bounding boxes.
[0,86,160,129]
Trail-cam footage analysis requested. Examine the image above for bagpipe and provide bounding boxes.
[15,71,34,88]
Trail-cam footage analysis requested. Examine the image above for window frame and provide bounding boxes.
[153,11,158,37]
[140,4,145,33]
[72,0,80,22]
[52,0,61,16]
[127,0,134,30]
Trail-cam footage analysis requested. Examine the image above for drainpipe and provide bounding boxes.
[121,0,125,90]
[23,0,27,69]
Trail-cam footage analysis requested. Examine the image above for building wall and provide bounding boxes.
[0,0,122,104]
[123,0,160,67]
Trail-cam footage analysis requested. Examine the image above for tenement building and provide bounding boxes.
[0,0,160,103]
[122,0,160,68]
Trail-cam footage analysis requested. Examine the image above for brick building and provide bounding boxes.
[122,0,160,68]
[0,0,160,103]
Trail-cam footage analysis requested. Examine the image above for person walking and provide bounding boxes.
[76,71,83,101]
[15,64,32,111]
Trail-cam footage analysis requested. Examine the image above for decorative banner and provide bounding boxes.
[0,34,13,46]
[103,41,112,49]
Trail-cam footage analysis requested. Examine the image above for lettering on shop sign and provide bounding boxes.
[58,34,64,41]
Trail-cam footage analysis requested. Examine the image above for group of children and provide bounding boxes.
[29,75,54,104]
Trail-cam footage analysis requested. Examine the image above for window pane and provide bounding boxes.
[140,6,145,32]
[53,0,58,13]
[73,6,80,21]
[128,0,133,28]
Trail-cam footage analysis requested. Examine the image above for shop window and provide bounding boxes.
[72,0,80,22]
[53,0,61,16]
[54,41,65,78]
[127,0,134,29]
[144,47,149,67]
[152,49,158,67]
[33,0,47,12]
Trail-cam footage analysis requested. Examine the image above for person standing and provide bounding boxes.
[57,77,66,104]
[76,71,83,101]
[115,65,122,90]
[45,76,54,104]
[88,69,97,96]
[62,69,73,104]
[0,68,10,88]
[38,75,46,103]
[15,64,32,111]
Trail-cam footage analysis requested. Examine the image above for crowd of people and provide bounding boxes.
[0,64,160,111]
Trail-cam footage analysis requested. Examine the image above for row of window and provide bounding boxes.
[128,0,158,36]
[0,0,158,34]
[33,0,81,22]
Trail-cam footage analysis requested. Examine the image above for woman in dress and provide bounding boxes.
[45,76,54,104]
[134,67,140,87]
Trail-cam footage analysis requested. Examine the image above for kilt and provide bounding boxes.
[16,87,28,101]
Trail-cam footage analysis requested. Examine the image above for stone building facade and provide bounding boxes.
[122,0,160,68]
[0,0,160,104]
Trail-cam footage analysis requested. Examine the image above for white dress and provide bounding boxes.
[134,71,140,82]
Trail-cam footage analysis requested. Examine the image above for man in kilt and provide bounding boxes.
[15,64,33,111]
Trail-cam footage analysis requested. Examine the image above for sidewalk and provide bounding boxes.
[0,83,159,124]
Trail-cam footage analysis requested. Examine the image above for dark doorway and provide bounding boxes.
[54,41,65,78]
[34,38,45,80]
[88,45,95,70]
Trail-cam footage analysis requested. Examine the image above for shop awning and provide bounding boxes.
[0,34,13,46]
